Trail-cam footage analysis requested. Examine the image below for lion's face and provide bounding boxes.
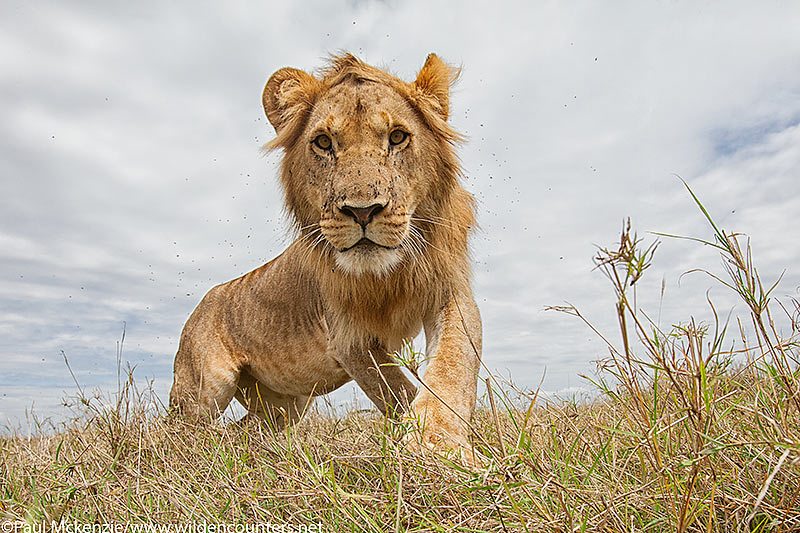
[304,81,432,275]
[263,54,463,277]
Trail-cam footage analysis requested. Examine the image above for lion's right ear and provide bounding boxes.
[262,67,319,133]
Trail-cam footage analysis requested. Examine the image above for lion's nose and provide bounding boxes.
[339,203,385,228]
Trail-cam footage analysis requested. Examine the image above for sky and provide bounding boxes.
[2,1,800,430]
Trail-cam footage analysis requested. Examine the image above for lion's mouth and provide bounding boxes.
[338,237,398,253]
[330,234,406,276]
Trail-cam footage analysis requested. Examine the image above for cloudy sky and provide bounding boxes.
[2,1,799,429]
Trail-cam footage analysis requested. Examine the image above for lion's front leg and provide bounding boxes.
[408,290,482,458]
[330,337,417,418]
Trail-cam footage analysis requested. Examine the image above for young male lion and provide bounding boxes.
[169,53,482,459]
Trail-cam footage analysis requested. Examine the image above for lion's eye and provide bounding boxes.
[389,129,408,146]
[313,134,333,151]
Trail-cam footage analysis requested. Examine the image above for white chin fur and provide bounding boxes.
[334,247,403,276]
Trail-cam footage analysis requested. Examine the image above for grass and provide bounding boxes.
[2,189,799,531]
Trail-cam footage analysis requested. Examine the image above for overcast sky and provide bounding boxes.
[2,1,800,429]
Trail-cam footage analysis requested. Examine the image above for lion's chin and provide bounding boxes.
[334,244,403,277]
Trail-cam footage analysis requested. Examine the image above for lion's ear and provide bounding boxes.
[263,67,319,132]
[413,53,459,121]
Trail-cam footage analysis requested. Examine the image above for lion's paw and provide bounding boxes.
[401,426,483,469]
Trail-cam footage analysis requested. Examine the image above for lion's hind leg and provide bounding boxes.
[169,340,241,422]
[234,371,310,431]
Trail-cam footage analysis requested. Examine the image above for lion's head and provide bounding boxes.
[262,53,472,278]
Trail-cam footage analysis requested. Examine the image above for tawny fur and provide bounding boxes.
[170,53,482,457]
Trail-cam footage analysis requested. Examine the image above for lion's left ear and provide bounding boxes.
[413,53,459,121]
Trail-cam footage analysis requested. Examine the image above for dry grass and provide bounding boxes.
[2,189,799,531]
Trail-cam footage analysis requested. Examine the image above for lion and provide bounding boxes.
[169,53,482,459]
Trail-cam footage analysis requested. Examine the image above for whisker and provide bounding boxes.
[295,228,326,271]
[296,222,321,233]
[411,215,472,232]
[315,238,334,272]
[404,225,434,274]
[409,224,456,259]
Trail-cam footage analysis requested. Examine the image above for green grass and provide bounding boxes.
[2,189,799,531]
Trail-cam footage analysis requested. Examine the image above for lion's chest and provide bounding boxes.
[324,283,425,347]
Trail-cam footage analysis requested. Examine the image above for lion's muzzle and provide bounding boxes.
[320,196,409,276]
